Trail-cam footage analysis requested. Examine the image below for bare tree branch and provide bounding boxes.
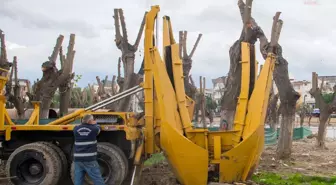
[179,31,183,59]
[188,34,203,58]
[112,75,117,95]
[182,31,188,57]
[119,9,128,42]
[49,35,64,64]
[59,46,64,68]
[133,12,147,49]
[113,9,122,48]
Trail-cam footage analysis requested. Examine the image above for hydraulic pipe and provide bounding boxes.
[85,85,142,111]
[91,87,143,111]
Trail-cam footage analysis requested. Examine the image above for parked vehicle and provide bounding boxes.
[311,108,320,117]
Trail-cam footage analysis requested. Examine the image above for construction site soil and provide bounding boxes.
[0,138,334,184]
[140,138,336,185]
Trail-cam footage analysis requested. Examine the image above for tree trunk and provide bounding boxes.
[309,73,335,149]
[113,9,146,112]
[31,34,75,118]
[59,35,75,116]
[221,1,260,129]
[220,38,243,130]
[179,31,202,99]
[276,104,295,159]
[299,114,304,127]
[0,30,13,71]
[1,32,25,118]
[256,11,299,159]
[267,92,279,131]
[317,111,329,148]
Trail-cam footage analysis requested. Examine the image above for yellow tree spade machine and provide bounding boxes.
[0,5,282,185]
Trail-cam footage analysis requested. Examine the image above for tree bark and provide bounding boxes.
[59,34,76,116]
[6,57,25,119]
[267,92,279,131]
[221,0,259,130]
[309,73,335,149]
[113,9,146,111]
[247,8,300,159]
[0,30,13,71]
[32,34,76,118]
[179,31,202,99]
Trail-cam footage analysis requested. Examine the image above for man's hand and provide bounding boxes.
[95,124,101,135]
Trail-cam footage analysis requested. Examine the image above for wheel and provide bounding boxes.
[37,141,68,179]
[70,143,127,185]
[5,142,62,185]
[99,142,129,179]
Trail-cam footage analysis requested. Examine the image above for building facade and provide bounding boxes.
[211,76,226,112]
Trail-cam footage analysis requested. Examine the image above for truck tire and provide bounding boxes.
[99,142,129,179]
[5,142,62,185]
[70,143,127,185]
[37,141,68,179]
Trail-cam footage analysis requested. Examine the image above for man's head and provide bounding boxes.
[82,114,96,124]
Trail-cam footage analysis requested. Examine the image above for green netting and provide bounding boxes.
[265,129,277,145]
[264,127,312,145]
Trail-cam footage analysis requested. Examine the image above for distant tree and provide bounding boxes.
[206,96,217,111]
[296,103,311,127]
[310,73,336,149]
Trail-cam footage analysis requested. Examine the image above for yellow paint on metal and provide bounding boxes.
[232,42,251,145]
[214,136,221,160]
[219,125,264,182]
[150,48,208,185]
[185,96,195,121]
[171,44,193,131]
[144,5,160,154]
[25,102,40,125]
[255,60,259,82]
[218,51,275,182]
[47,109,85,125]
[133,141,144,165]
[0,96,5,130]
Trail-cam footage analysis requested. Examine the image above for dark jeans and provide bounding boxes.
[74,161,105,185]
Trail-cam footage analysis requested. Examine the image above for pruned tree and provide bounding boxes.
[309,72,335,149]
[179,31,202,99]
[266,93,279,131]
[260,18,300,159]
[31,34,76,118]
[113,9,146,111]
[88,84,100,104]
[5,56,26,119]
[59,34,76,116]
[244,8,300,158]
[0,30,13,72]
[296,103,310,128]
[220,0,259,130]
[71,87,91,108]
[231,0,298,159]
[265,82,279,131]
[96,76,110,100]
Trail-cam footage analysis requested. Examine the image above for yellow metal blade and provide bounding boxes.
[150,48,209,185]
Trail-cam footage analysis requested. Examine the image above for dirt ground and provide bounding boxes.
[0,138,334,185]
[258,138,336,178]
[141,138,336,185]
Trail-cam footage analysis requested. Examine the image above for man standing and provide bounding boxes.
[73,114,105,185]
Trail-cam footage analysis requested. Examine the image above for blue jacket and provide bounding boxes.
[73,123,101,162]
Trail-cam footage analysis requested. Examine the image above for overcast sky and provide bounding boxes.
[0,0,334,88]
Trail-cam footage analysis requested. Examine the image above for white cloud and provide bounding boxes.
[0,0,334,88]
[6,41,27,50]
